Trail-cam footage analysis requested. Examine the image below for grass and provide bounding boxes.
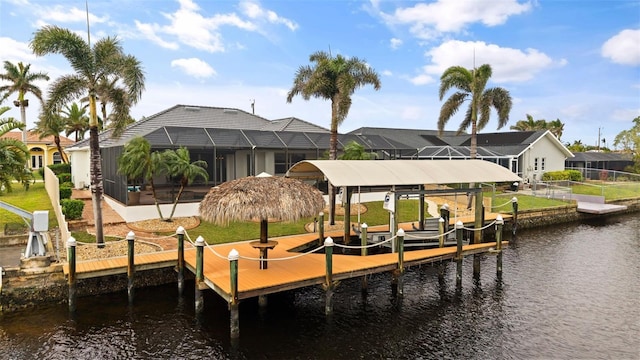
[0,182,56,232]
[570,182,640,200]
[490,193,570,213]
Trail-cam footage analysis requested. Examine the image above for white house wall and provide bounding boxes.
[69,148,90,189]
[521,135,566,182]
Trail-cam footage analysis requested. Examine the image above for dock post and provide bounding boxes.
[318,212,325,246]
[393,229,405,297]
[176,226,185,296]
[127,231,135,304]
[511,197,518,237]
[495,215,504,277]
[455,221,463,288]
[438,217,445,248]
[228,249,240,339]
[324,237,334,315]
[440,203,450,233]
[67,237,77,313]
[360,223,368,292]
[195,236,205,314]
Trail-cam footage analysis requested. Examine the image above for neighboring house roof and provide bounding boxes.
[568,152,633,162]
[264,117,329,133]
[1,131,74,148]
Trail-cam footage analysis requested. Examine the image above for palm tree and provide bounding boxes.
[33,104,68,164]
[339,140,377,160]
[0,106,30,193]
[287,50,381,224]
[510,114,546,132]
[31,25,145,246]
[117,136,165,220]
[82,75,136,136]
[438,64,512,159]
[547,118,565,140]
[0,61,49,146]
[162,147,208,221]
[62,102,90,142]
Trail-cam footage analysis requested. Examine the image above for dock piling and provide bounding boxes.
[318,212,324,246]
[393,229,405,296]
[512,197,518,236]
[324,237,334,315]
[176,226,185,296]
[360,223,368,292]
[438,217,445,248]
[195,236,205,314]
[455,221,463,287]
[67,237,77,313]
[228,249,240,339]
[127,231,135,304]
[495,215,504,277]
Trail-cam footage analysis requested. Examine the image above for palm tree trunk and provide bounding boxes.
[20,102,27,145]
[168,179,186,221]
[54,136,68,163]
[88,96,105,245]
[148,178,164,220]
[328,101,339,225]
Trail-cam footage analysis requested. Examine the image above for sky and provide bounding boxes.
[1,0,639,148]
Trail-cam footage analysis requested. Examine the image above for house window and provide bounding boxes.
[541,157,546,171]
[534,157,538,171]
[53,152,62,164]
[31,155,43,169]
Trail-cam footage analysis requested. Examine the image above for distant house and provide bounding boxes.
[350,128,574,183]
[566,152,634,179]
[1,130,73,170]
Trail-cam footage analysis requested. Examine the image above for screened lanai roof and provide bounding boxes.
[137,126,414,151]
[286,159,521,187]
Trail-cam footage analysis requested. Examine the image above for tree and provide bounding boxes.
[62,102,90,142]
[287,50,381,224]
[547,118,565,140]
[161,147,208,221]
[339,140,377,160]
[438,64,512,159]
[510,114,546,132]
[82,75,136,136]
[33,104,68,163]
[566,139,586,153]
[0,106,30,193]
[31,25,145,246]
[0,61,49,146]
[613,115,640,173]
[117,136,165,220]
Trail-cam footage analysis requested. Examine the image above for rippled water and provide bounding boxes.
[1,214,639,359]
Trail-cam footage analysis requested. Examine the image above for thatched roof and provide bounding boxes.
[199,176,325,225]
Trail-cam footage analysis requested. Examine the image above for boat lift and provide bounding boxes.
[0,200,49,257]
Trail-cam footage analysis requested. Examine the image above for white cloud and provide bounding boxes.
[382,69,393,76]
[170,58,217,78]
[409,73,434,85]
[419,40,557,83]
[134,21,179,50]
[34,5,108,24]
[390,37,403,49]
[383,0,532,39]
[240,0,298,31]
[0,37,37,62]
[601,29,640,66]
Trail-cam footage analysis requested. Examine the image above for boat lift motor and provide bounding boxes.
[24,210,49,257]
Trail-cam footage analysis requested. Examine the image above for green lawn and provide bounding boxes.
[0,182,56,233]
[570,182,640,200]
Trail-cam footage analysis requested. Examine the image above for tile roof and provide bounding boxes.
[1,130,74,147]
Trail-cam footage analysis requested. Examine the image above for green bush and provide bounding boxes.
[542,170,583,181]
[59,186,72,200]
[61,199,84,220]
[49,163,71,175]
[57,172,72,183]
[61,181,74,188]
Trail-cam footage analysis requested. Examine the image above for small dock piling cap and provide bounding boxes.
[397,228,405,236]
[66,237,76,247]
[228,249,239,261]
[455,220,464,228]
[496,215,504,224]
[195,236,205,246]
[324,237,334,246]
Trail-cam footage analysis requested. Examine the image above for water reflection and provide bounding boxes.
[1,214,638,359]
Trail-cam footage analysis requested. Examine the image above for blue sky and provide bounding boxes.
[1,0,639,148]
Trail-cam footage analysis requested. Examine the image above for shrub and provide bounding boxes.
[61,199,84,220]
[542,170,583,181]
[61,181,74,188]
[49,163,71,175]
[57,172,72,183]
[59,186,72,200]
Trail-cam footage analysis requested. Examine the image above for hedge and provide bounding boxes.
[49,163,71,175]
[61,199,84,220]
[59,186,72,200]
[542,170,583,181]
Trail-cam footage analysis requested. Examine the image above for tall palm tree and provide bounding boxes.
[438,64,512,159]
[31,25,145,246]
[82,75,135,136]
[33,104,68,164]
[547,118,565,140]
[510,114,545,132]
[162,147,208,221]
[0,61,49,146]
[0,106,30,193]
[62,102,90,142]
[117,136,165,220]
[287,50,381,224]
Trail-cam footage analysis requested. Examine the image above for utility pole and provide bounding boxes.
[597,127,602,151]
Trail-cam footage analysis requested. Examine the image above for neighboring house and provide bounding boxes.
[0,130,73,170]
[566,152,634,179]
[66,105,412,205]
[350,128,574,184]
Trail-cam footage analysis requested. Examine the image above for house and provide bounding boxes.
[66,105,413,205]
[349,128,574,184]
[566,152,634,180]
[0,130,73,170]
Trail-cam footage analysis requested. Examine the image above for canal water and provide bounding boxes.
[1,213,638,359]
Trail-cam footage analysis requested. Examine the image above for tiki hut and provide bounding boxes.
[199,176,325,244]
